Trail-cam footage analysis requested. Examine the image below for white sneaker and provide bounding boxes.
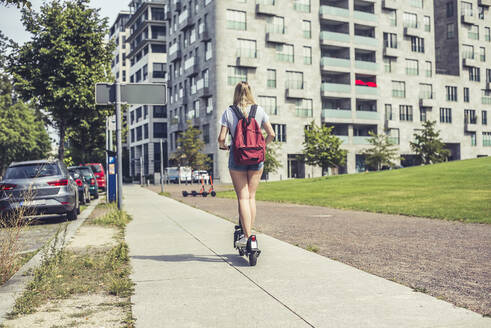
[235,236,247,248]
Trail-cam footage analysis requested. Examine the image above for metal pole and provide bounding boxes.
[116,83,123,210]
[105,118,109,203]
[160,139,164,193]
[140,156,143,186]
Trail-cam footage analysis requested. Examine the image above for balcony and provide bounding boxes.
[286,88,305,99]
[168,48,181,62]
[321,83,352,95]
[479,0,491,6]
[322,109,352,119]
[319,6,349,19]
[356,111,380,120]
[184,57,198,76]
[464,121,477,132]
[178,10,192,30]
[236,56,259,68]
[266,32,289,44]
[321,57,351,69]
[173,1,181,12]
[353,11,377,23]
[382,0,399,10]
[383,46,398,58]
[355,85,378,96]
[256,3,276,16]
[335,135,349,144]
[200,30,212,42]
[354,35,377,47]
[461,14,478,25]
[320,31,350,44]
[463,58,478,67]
[355,61,379,71]
[419,98,435,107]
[485,82,491,90]
[353,136,371,145]
[403,27,419,37]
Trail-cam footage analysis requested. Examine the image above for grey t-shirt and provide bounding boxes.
[220,104,269,139]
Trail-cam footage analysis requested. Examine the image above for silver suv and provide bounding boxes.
[0,159,79,221]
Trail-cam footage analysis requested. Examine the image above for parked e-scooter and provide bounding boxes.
[233,223,261,266]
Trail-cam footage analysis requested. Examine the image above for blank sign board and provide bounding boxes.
[95,83,167,105]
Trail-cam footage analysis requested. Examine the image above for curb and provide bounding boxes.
[0,199,100,323]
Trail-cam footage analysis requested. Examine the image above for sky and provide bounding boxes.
[0,0,128,44]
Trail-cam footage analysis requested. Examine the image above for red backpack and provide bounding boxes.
[230,104,266,165]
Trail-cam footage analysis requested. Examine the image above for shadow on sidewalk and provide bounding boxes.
[131,253,250,267]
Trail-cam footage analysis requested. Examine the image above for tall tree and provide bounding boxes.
[0,0,31,8]
[263,139,282,180]
[172,121,210,170]
[0,74,51,174]
[10,0,115,161]
[302,122,347,174]
[362,131,400,171]
[410,120,450,165]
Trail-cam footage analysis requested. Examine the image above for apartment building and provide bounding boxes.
[110,12,131,83]
[125,0,169,180]
[113,0,491,184]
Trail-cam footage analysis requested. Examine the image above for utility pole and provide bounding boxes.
[160,139,164,193]
[140,156,144,186]
[115,83,123,209]
[105,118,109,203]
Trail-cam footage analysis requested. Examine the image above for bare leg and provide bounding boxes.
[229,169,252,238]
[247,168,263,231]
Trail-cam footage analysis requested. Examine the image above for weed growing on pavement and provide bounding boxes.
[90,203,131,229]
[306,245,320,253]
[159,192,171,197]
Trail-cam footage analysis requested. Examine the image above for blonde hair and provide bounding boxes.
[233,81,255,113]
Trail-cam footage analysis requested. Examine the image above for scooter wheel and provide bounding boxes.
[211,191,216,197]
[202,192,208,197]
[191,190,197,197]
[238,249,245,256]
[249,251,259,266]
[182,191,188,197]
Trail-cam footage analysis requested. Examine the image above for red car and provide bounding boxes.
[84,163,106,191]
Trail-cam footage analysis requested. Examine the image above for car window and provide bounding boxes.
[90,165,102,173]
[5,163,61,179]
[78,168,93,178]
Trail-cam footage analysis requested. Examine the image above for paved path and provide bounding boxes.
[125,186,490,328]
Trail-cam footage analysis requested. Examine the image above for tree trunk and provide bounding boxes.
[58,124,65,161]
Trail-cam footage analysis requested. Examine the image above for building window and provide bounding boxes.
[384,58,393,73]
[267,16,285,34]
[286,71,304,89]
[151,44,166,53]
[227,66,247,85]
[446,86,458,101]
[203,124,210,144]
[131,129,135,143]
[130,111,134,124]
[136,106,142,121]
[419,83,433,99]
[410,36,425,53]
[469,67,480,82]
[136,126,142,141]
[487,69,491,83]
[446,1,454,17]
[461,1,473,16]
[410,0,423,8]
[440,108,452,123]
[237,39,257,58]
[206,97,213,114]
[462,44,474,59]
[153,63,165,79]
[464,109,477,124]
[271,124,286,142]
[486,27,491,41]
[388,10,397,26]
[392,81,406,98]
[424,16,431,32]
[464,88,470,102]
[468,24,479,40]
[203,69,209,87]
[470,132,477,146]
[153,106,167,118]
[385,104,393,121]
[267,69,276,88]
[482,110,487,125]
[193,100,200,118]
[384,32,398,48]
[294,0,310,13]
[420,107,428,122]
[425,61,432,77]
[303,46,312,65]
[143,105,148,119]
[403,12,418,28]
[447,23,455,39]
[153,123,166,138]
[258,96,277,115]
[483,132,491,147]
[276,44,294,62]
[302,20,311,38]
[405,59,419,76]
[143,123,148,139]
[480,47,486,62]
[399,105,413,121]
[226,9,246,30]
[295,99,313,117]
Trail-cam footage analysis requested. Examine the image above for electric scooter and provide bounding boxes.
[234,223,261,266]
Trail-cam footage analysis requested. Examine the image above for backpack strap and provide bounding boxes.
[249,105,257,120]
[230,105,245,121]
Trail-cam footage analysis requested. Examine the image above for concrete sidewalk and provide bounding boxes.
[124,185,489,328]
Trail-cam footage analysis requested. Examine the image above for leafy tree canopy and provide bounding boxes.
[362,131,400,171]
[410,120,450,165]
[0,0,31,8]
[302,121,347,172]
[172,121,210,170]
[263,138,282,180]
[10,0,115,161]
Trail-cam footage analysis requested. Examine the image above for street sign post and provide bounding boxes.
[95,82,167,209]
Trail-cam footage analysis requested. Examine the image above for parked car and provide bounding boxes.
[0,159,79,221]
[192,170,209,184]
[68,168,90,205]
[84,163,106,191]
[164,166,192,184]
[69,166,99,199]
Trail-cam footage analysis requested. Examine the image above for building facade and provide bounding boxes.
[112,0,491,183]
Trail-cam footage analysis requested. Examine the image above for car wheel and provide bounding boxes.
[66,206,77,221]
[77,203,81,215]
[86,192,91,203]
[80,193,86,205]
[95,192,99,199]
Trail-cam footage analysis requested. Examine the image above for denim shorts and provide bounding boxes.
[228,147,264,172]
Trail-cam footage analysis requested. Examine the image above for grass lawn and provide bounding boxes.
[219,157,491,223]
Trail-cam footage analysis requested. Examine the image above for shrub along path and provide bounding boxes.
[148,180,491,316]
